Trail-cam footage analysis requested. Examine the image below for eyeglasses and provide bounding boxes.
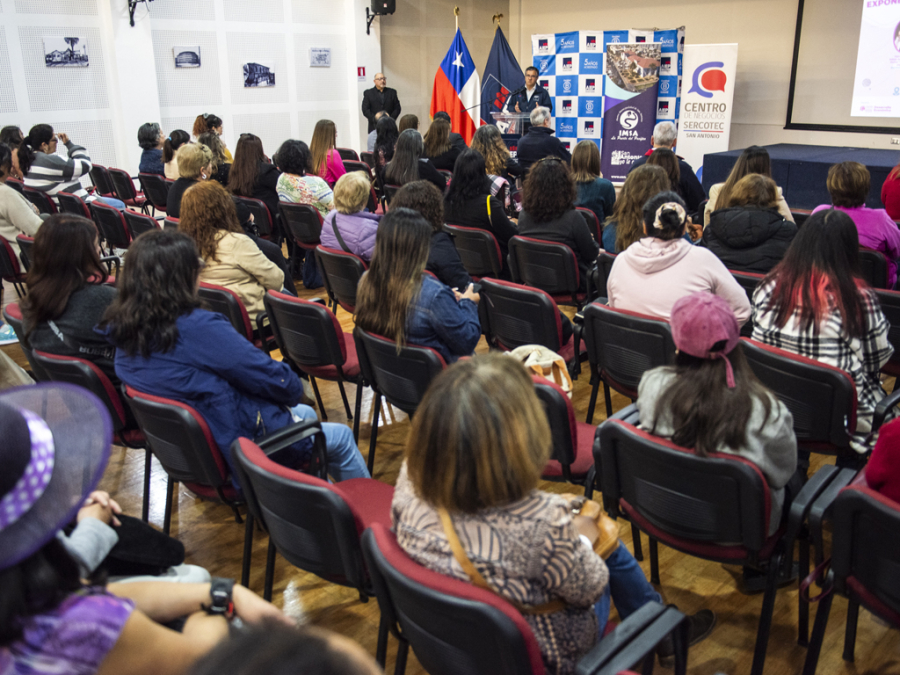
[375,77,386,81]
[536,156,564,165]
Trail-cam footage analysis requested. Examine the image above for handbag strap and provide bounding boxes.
[486,194,492,219]
[329,213,352,254]
[437,507,566,615]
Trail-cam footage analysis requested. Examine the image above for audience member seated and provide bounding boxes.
[392,180,471,289]
[179,181,289,316]
[137,122,165,176]
[752,209,896,459]
[101,229,370,483]
[517,157,599,283]
[0,385,292,675]
[228,133,281,220]
[20,124,125,210]
[192,113,231,162]
[310,119,347,187]
[646,149,685,208]
[627,122,705,218]
[572,140,616,226]
[470,124,523,209]
[608,192,750,323]
[701,174,797,274]
[812,161,900,288]
[274,139,334,219]
[703,145,793,227]
[384,130,446,193]
[515,107,571,174]
[0,126,24,179]
[197,132,230,186]
[0,143,43,260]
[638,292,797,534]
[423,118,461,172]
[392,354,716,674]
[866,416,900,503]
[373,116,399,187]
[398,113,419,133]
[21,214,117,383]
[882,159,900,221]
[356,208,480,364]
[432,111,467,152]
[163,129,190,181]
[366,110,388,153]
[320,171,381,262]
[166,143,214,218]
[602,164,670,252]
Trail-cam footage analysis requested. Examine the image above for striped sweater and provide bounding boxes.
[24,141,94,201]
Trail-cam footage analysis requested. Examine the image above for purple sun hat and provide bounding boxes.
[0,382,112,571]
[670,292,741,388]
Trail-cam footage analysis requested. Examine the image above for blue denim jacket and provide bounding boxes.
[406,275,480,363]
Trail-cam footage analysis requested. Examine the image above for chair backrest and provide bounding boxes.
[22,187,57,215]
[123,385,230,487]
[480,278,564,353]
[575,207,601,242]
[383,184,401,205]
[314,245,367,313]
[14,235,34,272]
[90,200,132,249]
[582,303,675,398]
[107,167,139,202]
[443,223,502,279]
[122,209,160,240]
[264,291,348,371]
[361,524,545,675]
[198,281,254,341]
[337,147,360,161]
[163,216,179,231]
[234,196,274,237]
[32,351,128,432]
[533,376,578,468]
[56,191,92,219]
[2,303,46,380]
[0,237,25,279]
[508,236,580,300]
[859,248,889,289]
[342,160,372,177]
[598,419,772,555]
[740,337,857,452]
[831,484,900,623]
[232,437,369,590]
[137,173,171,212]
[278,202,322,248]
[353,327,446,415]
[876,288,900,372]
[729,269,765,337]
[360,151,376,170]
[89,164,115,197]
[588,250,616,301]
[4,178,24,193]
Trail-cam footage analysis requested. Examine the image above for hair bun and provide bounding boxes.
[652,201,687,232]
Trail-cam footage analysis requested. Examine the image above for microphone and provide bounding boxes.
[506,85,527,97]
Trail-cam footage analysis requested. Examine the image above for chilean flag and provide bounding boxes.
[430,29,481,144]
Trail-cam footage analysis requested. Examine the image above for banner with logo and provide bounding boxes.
[600,43,662,182]
[531,27,684,163]
[675,43,738,172]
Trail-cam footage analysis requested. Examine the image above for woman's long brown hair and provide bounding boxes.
[715,145,772,212]
[309,120,337,176]
[227,133,266,197]
[178,181,244,261]
[605,164,670,252]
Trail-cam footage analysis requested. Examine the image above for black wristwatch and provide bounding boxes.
[202,577,235,619]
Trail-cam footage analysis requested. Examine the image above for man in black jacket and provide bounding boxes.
[628,121,705,216]
[515,107,571,173]
[361,73,401,133]
[506,66,553,115]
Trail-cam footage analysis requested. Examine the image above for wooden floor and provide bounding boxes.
[3,280,900,675]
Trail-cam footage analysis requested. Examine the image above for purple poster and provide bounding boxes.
[601,43,661,182]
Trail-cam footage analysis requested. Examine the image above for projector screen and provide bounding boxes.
[786,0,900,133]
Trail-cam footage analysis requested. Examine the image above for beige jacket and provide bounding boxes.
[0,183,43,257]
[704,182,794,227]
[200,231,284,317]
[164,159,179,181]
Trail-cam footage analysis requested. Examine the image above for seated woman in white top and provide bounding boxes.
[704,146,793,227]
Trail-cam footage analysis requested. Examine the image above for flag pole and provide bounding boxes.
[454,6,459,31]
[492,13,503,30]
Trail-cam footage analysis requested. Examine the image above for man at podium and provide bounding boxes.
[506,67,553,115]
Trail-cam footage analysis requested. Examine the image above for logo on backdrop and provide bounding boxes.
[688,61,727,99]
[660,79,671,95]
[561,140,572,151]
[585,99,595,114]
[635,36,646,43]
[585,78,596,92]
[558,120,575,135]
[617,107,641,130]
[658,100,669,114]
[538,57,553,71]
[583,120,595,135]
[560,38,575,50]
[583,58,599,70]
[540,79,549,88]
[586,35,597,50]
[562,99,573,113]
[562,78,573,93]
[562,57,573,71]
[538,39,549,53]
[610,35,621,43]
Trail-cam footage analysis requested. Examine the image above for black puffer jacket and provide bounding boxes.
[701,206,798,274]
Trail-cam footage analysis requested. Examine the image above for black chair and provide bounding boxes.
[279,201,322,275]
[163,216,179,230]
[353,327,446,475]
[508,235,586,307]
[198,281,271,351]
[343,159,373,178]
[234,196,275,239]
[586,250,616,303]
[57,191,93,219]
[0,238,27,297]
[138,173,172,215]
[360,151,376,170]
[437,169,453,184]
[443,223,503,280]
[14,234,34,273]
[90,200,132,250]
[89,164,116,199]
[382,184,401,206]
[858,247,889,289]
[22,187,57,215]
[5,177,25,193]
[107,167,148,213]
[3,303,46,380]
[336,147,360,161]
[581,302,676,423]
[315,245,367,315]
[123,209,160,241]
[875,288,900,391]
[730,269,765,337]
[576,206,601,242]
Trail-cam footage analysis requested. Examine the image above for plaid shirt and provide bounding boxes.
[751,280,895,447]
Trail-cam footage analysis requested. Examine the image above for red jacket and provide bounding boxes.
[867,416,900,504]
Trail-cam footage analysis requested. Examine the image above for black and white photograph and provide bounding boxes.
[174,46,201,68]
[243,62,275,87]
[43,37,88,68]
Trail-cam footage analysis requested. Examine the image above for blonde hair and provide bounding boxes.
[725,174,778,209]
[333,172,371,214]
[176,143,214,180]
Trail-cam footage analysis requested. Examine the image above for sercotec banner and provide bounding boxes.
[676,43,738,172]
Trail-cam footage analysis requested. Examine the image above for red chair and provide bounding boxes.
[89,164,116,199]
[876,287,900,391]
[336,147,360,161]
[342,159,373,178]
[264,291,364,440]
[234,196,275,240]
[443,223,503,280]
[137,173,172,215]
[576,206,601,242]
[22,187,57,215]
[0,238,27,297]
[315,245,367,315]
[4,177,24,193]
[57,191,93,219]
[107,167,148,213]
[382,184,401,206]
[279,201,322,275]
[122,209,160,241]
[197,281,270,351]
[32,351,151,521]
[508,235,586,307]
[587,250,616,303]
[90,200,132,250]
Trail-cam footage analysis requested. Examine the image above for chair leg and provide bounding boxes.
[309,377,327,420]
[141,449,151,522]
[263,538,276,602]
[163,477,175,536]
[353,382,363,443]
[801,590,834,675]
[843,598,859,662]
[798,534,810,646]
[649,538,660,585]
[241,513,254,588]
[368,392,382,476]
[586,376,599,424]
[640,653,654,675]
[583,465,596,500]
[337,380,353,419]
[603,382,613,419]
[393,638,409,675]
[750,551,782,675]
[632,523,643,561]
[375,614,389,668]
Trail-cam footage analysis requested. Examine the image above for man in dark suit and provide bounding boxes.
[362,73,402,133]
[506,66,553,115]
[432,111,467,152]
[628,121,705,216]
[516,106,570,173]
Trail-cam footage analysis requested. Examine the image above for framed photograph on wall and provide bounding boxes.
[309,48,331,67]
[174,46,201,68]
[43,37,88,67]
[243,62,275,87]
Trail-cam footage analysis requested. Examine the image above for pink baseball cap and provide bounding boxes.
[670,292,740,388]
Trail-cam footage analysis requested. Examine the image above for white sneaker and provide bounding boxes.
[0,322,18,345]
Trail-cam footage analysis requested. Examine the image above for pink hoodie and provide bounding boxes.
[607,237,752,325]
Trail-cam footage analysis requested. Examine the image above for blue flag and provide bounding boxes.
[480,27,525,127]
